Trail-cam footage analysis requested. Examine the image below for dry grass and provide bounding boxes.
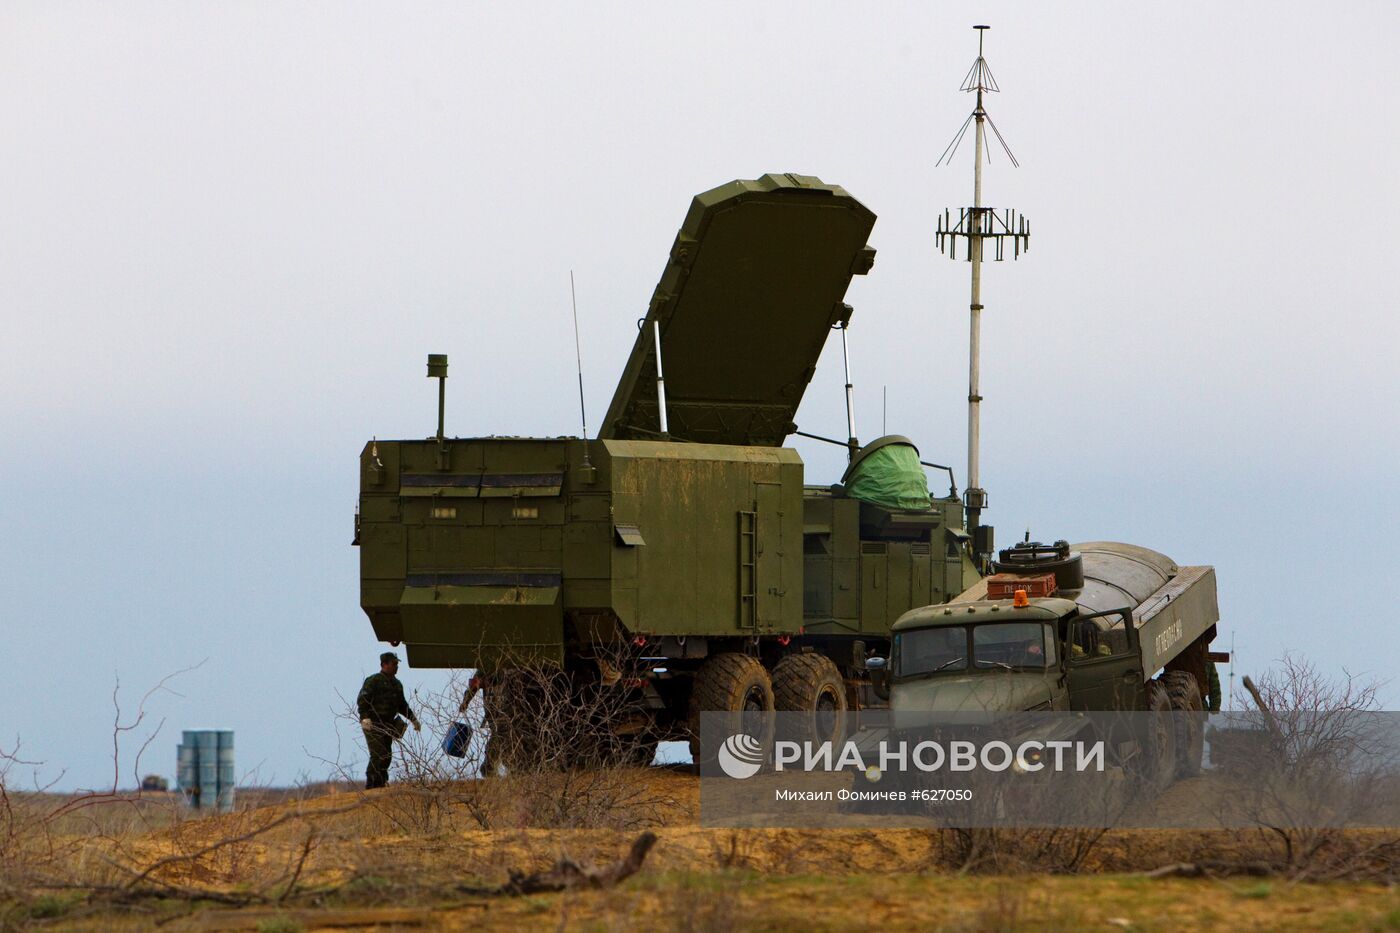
[2,766,1398,931]
[4,657,1397,929]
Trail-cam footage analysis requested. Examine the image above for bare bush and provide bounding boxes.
[0,672,191,899]
[1246,654,1387,776]
[1205,654,1400,881]
[929,825,1111,875]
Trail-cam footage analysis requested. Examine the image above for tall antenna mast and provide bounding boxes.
[1228,630,1237,710]
[936,24,1030,566]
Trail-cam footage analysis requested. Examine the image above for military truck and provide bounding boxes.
[866,540,1223,782]
[354,174,983,760]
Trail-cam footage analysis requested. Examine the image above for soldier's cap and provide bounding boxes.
[379,651,399,665]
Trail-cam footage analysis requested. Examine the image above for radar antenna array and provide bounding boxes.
[935,25,1031,566]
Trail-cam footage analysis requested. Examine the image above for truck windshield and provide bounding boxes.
[894,626,968,677]
[972,622,1054,670]
[895,622,1055,678]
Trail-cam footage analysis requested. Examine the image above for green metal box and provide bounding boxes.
[358,436,804,668]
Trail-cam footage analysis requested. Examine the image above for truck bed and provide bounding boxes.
[1132,565,1218,679]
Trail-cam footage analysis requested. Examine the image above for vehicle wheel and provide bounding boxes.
[1161,670,1205,777]
[687,653,775,769]
[1132,679,1177,793]
[772,653,848,747]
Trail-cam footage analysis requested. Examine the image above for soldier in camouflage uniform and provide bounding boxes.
[357,651,420,789]
[1204,660,1222,712]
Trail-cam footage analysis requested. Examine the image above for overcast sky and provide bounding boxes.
[3,3,1397,790]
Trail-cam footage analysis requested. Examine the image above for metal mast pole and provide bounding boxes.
[427,353,449,469]
[840,322,858,460]
[968,26,987,501]
[935,24,1030,568]
[653,321,669,439]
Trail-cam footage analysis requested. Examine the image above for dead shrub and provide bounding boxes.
[1213,654,1400,881]
[929,826,1111,875]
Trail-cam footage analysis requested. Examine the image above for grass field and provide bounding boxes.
[3,766,1398,931]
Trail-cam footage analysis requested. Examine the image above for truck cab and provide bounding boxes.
[882,597,1145,713]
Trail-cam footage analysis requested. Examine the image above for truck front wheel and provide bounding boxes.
[772,653,848,747]
[688,653,775,767]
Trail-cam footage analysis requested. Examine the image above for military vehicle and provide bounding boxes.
[354,174,983,759]
[866,539,1224,782]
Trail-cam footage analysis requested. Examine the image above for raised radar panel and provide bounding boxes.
[601,173,877,447]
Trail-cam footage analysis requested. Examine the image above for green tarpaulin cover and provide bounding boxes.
[845,442,932,510]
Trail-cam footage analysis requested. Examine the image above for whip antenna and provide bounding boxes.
[935,24,1031,566]
[570,271,594,473]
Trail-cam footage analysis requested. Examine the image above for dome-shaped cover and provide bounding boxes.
[840,435,932,510]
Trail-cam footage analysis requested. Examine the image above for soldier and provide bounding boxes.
[457,673,484,716]
[459,673,499,774]
[357,651,420,789]
[1204,660,1222,713]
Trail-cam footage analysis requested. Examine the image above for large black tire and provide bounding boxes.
[687,653,775,766]
[1131,679,1177,793]
[1161,670,1205,778]
[772,653,848,747]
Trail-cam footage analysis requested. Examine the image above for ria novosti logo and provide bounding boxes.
[714,733,1107,780]
[717,733,766,779]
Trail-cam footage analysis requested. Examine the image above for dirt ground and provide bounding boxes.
[4,767,1398,931]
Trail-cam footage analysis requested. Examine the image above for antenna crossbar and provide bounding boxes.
[936,207,1030,261]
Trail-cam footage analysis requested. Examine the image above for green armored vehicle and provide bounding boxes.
[354,174,982,758]
[867,540,1223,782]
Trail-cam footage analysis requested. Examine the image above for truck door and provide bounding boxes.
[1066,611,1147,711]
[754,482,785,627]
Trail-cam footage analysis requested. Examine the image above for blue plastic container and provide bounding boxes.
[441,721,472,758]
